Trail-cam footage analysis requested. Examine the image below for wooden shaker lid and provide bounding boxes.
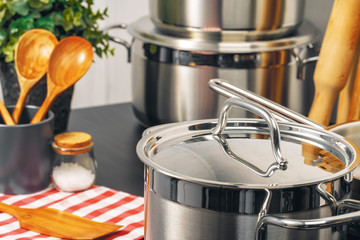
[54,132,92,154]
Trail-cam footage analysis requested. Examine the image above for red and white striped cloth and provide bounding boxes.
[0,185,144,240]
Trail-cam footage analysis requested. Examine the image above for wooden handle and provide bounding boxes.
[30,78,61,124]
[0,100,15,125]
[12,77,43,124]
[308,0,360,126]
[0,202,20,219]
[348,55,360,121]
[336,55,357,123]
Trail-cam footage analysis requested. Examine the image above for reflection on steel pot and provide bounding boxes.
[150,0,305,40]
[107,17,319,127]
[137,98,360,240]
[330,122,360,199]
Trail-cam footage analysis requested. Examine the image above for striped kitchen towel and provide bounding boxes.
[0,185,144,240]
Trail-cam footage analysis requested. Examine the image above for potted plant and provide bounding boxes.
[0,0,114,133]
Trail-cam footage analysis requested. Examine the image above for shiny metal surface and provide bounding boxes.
[144,182,344,240]
[138,109,360,239]
[137,118,359,189]
[213,98,288,177]
[128,18,319,126]
[255,196,360,240]
[209,79,324,129]
[128,17,317,52]
[149,0,305,40]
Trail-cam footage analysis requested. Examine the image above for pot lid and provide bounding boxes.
[329,121,360,180]
[127,17,320,53]
[137,98,360,189]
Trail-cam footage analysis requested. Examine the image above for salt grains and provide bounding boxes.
[52,162,95,192]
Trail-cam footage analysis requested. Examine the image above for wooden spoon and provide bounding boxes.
[0,201,122,239]
[13,29,58,123]
[308,0,360,126]
[31,36,93,124]
[0,100,15,125]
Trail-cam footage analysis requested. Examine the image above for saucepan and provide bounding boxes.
[137,87,360,239]
[107,16,320,127]
[209,78,360,238]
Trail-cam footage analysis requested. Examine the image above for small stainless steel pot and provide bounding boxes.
[108,17,319,127]
[149,0,305,40]
[137,97,360,240]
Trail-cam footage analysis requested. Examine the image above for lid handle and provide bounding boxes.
[212,98,288,177]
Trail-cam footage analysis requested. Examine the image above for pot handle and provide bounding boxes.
[212,98,288,177]
[103,24,131,62]
[209,79,324,129]
[294,43,320,80]
[255,198,360,240]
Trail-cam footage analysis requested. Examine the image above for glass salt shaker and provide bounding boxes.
[51,132,97,192]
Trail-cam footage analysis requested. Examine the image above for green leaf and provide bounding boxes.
[73,11,82,26]
[35,16,54,32]
[0,7,6,23]
[63,7,73,22]
[29,9,41,18]
[10,16,34,33]
[0,28,6,45]
[29,0,52,11]
[0,0,114,62]
[51,12,61,23]
[11,0,29,16]
[61,19,73,31]
[3,36,18,62]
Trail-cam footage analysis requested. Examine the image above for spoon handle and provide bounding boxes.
[30,93,57,124]
[0,100,15,125]
[12,91,27,124]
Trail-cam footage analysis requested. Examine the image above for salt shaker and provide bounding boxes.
[51,132,96,192]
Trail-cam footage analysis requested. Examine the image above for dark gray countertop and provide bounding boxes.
[68,103,146,197]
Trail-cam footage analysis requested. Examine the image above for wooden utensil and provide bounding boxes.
[348,55,360,121]
[12,29,58,123]
[308,0,360,126]
[337,41,360,123]
[0,99,15,125]
[0,201,122,239]
[31,36,93,123]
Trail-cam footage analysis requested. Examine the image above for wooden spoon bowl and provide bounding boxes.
[13,29,58,123]
[31,36,94,123]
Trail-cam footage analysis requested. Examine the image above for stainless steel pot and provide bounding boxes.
[137,97,360,240]
[149,0,305,40]
[108,17,319,127]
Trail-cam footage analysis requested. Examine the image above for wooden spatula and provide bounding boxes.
[0,201,122,239]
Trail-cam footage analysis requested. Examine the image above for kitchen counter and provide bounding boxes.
[68,102,146,197]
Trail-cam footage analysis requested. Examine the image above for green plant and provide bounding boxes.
[0,0,114,63]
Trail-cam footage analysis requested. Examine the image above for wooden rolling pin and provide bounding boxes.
[308,0,360,126]
[348,55,360,121]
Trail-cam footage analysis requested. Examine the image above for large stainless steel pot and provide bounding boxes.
[109,17,319,127]
[150,0,305,40]
[137,97,360,240]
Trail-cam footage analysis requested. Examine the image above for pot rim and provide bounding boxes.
[137,118,360,189]
[128,17,320,53]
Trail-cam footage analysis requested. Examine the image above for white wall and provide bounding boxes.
[71,0,149,109]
